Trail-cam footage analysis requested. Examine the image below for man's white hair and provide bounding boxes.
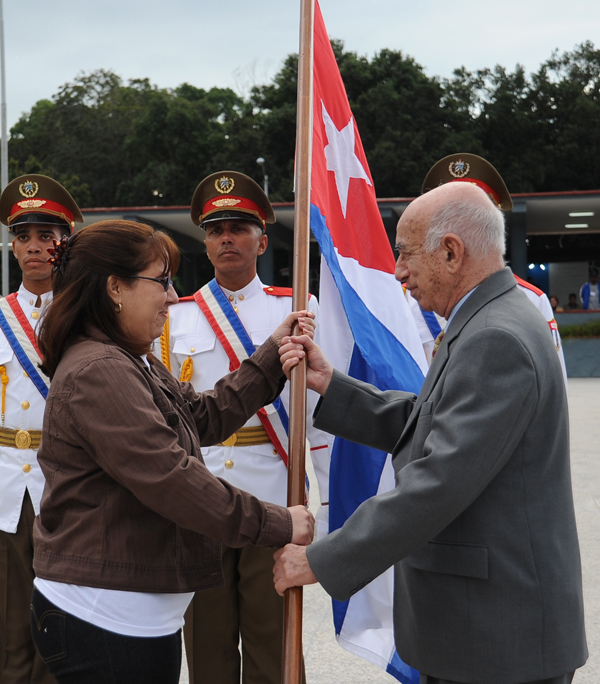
[423,199,506,257]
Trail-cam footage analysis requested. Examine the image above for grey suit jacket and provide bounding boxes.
[307,268,587,684]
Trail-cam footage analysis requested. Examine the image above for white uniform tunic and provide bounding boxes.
[0,285,51,533]
[164,276,332,533]
[407,275,568,384]
[514,276,568,385]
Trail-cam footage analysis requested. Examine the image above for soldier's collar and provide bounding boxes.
[219,274,263,302]
[17,283,53,308]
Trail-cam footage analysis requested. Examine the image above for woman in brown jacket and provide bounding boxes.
[30,220,314,684]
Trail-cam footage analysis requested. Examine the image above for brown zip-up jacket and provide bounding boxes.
[33,330,292,594]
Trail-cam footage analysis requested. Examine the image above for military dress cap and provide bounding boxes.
[191,171,276,230]
[0,174,83,232]
[422,153,513,211]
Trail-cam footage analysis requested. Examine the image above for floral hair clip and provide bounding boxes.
[47,234,76,275]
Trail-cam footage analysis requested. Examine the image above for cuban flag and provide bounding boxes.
[308,3,429,682]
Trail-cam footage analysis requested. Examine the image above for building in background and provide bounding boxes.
[7,189,592,301]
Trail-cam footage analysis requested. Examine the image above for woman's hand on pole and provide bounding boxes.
[288,505,315,546]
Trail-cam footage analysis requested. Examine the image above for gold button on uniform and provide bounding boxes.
[31,311,40,320]
[239,294,245,301]
[21,401,30,410]
[23,464,31,473]
[190,347,195,353]
[228,295,234,302]
[23,371,28,377]
[234,307,239,313]
[272,449,278,455]
[225,460,234,469]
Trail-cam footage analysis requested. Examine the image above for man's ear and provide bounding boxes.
[257,233,268,257]
[441,233,465,274]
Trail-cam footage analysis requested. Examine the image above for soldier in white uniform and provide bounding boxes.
[0,175,82,684]
[421,153,567,382]
[161,171,331,684]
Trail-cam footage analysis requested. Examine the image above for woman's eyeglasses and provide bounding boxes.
[128,275,173,292]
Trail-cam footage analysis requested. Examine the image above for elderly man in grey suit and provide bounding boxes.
[274,182,587,684]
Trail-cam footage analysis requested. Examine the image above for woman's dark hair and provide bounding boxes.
[39,220,180,378]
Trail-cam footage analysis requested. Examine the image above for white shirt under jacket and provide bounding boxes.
[0,284,51,533]
[164,276,333,536]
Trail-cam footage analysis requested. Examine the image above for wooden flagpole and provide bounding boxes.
[283,0,314,682]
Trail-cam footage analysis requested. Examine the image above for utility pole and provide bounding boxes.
[256,157,269,197]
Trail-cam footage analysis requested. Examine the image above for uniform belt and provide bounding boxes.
[218,426,271,447]
[0,427,42,450]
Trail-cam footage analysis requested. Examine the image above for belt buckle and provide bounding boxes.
[15,430,32,450]
[221,433,238,447]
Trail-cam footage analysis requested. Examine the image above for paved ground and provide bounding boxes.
[563,340,600,377]
[569,378,600,683]
[180,378,600,683]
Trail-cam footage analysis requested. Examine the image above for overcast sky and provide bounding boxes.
[4,0,599,129]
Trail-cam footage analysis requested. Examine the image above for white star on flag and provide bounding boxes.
[322,101,372,218]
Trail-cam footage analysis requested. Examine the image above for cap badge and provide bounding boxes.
[212,198,241,208]
[215,176,235,194]
[18,180,39,198]
[17,199,47,209]
[448,159,470,178]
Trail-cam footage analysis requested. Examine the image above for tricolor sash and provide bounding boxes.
[194,279,292,466]
[0,294,49,399]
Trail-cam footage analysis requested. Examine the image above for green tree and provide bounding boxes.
[11,70,138,206]
[115,83,245,205]
[476,64,546,191]
[9,71,263,207]
[249,54,300,201]
[9,42,600,206]
[441,42,600,193]
[343,48,451,196]
[250,42,470,199]
[531,41,600,191]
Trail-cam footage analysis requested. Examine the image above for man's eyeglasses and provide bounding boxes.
[128,275,173,292]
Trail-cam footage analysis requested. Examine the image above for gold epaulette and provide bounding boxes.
[179,357,193,382]
[159,315,171,372]
[0,365,8,428]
